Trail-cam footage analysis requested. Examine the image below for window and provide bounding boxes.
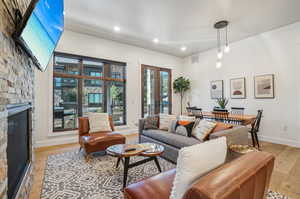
[88,93,102,106]
[53,52,126,131]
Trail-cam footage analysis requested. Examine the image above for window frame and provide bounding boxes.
[53,52,127,132]
[88,93,103,106]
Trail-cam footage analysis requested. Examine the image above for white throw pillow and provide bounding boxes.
[159,114,177,131]
[178,115,195,122]
[87,112,112,133]
[170,137,227,199]
[192,119,216,141]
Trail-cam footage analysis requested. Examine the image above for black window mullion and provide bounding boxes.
[53,53,127,132]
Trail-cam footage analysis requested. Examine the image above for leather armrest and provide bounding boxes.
[124,169,176,199]
[183,151,275,199]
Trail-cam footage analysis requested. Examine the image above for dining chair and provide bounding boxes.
[186,106,196,115]
[249,110,263,149]
[212,111,229,123]
[190,108,203,119]
[228,117,243,125]
[231,107,245,115]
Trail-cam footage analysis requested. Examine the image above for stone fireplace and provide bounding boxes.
[7,104,32,199]
[0,0,35,198]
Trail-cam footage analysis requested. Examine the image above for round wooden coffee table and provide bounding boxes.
[106,143,164,189]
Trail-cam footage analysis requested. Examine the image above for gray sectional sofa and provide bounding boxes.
[139,118,249,163]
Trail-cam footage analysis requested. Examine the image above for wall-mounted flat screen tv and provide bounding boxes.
[14,0,64,71]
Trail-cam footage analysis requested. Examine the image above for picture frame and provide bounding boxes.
[210,80,224,99]
[230,77,246,99]
[254,74,275,99]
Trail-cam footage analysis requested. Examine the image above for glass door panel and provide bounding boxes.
[160,71,170,114]
[143,68,156,117]
[142,65,171,117]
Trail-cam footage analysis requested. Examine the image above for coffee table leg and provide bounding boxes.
[116,157,122,168]
[154,157,162,172]
[123,157,130,189]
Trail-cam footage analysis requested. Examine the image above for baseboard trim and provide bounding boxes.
[258,135,300,148]
[35,136,78,148]
[35,129,139,148]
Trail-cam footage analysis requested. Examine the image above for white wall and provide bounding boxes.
[183,22,300,148]
[35,23,300,148]
[35,30,183,147]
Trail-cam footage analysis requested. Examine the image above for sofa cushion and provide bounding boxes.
[170,137,227,199]
[142,130,201,148]
[144,116,159,129]
[159,114,177,131]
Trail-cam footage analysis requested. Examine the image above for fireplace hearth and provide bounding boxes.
[6,103,32,199]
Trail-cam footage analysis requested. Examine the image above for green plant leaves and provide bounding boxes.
[173,76,191,93]
[217,98,229,109]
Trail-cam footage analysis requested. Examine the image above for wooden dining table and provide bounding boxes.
[202,112,256,126]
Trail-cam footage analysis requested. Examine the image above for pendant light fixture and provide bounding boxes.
[224,23,230,53]
[214,20,229,68]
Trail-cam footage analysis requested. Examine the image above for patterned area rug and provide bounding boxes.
[41,151,290,199]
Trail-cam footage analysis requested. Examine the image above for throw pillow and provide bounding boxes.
[178,115,196,122]
[88,112,112,133]
[192,119,216,141]
[175,125,188,137]
[144,116,159,129]
[170,137,227,199]
[168,120,178,133]
[159,114,177,131]
[175,120,195,137]
[212,122,233,133]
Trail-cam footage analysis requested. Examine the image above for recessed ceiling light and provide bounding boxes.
[181,46,187,51]
[153,38,159,43]
[114,26,120,32]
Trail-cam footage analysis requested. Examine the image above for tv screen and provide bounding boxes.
[15,0,64,71]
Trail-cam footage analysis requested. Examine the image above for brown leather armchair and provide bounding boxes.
[124,151,275,199]
[78,116,126,157]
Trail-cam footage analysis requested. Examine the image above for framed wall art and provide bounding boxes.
[254,74,275,99]
[230,77,246,99]
[210,80,224,99]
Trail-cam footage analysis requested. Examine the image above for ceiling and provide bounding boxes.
[64,0,300,57]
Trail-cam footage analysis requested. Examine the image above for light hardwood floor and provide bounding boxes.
[29,137,300,199]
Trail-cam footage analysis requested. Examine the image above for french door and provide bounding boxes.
[141,65,172,117]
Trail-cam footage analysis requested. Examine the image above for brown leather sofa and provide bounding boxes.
[124,151,275,199]
[78,116,126,157]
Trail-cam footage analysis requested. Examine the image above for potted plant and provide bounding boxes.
[173,77,191,114]
[216,98,229,110]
